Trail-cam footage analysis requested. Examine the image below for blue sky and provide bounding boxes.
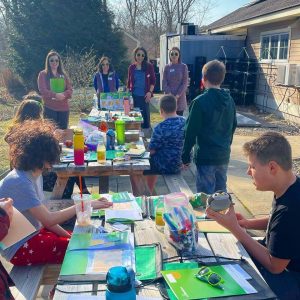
[205,0,251,24]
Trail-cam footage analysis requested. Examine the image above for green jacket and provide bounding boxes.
[182,88,237,166]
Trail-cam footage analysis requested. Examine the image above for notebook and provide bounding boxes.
[161,264,257,300]
[0,208,37,250]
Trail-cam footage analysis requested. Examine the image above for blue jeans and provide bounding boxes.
[196,164,228,194]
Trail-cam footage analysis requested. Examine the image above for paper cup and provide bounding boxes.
[72,194,92,226]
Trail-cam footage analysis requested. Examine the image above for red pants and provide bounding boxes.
[10,228,71,266]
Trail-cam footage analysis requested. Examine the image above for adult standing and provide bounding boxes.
[38,50,72,129]
[127,47,156,129]
[162,47,188,116]
[93,56,119,109]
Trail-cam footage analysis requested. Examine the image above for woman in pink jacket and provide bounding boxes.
[38,50,72,129]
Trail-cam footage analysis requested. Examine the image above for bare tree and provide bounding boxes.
[109,0,218,57]
[62,48,97,112]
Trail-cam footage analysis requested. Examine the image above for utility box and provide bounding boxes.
[159,33,246,90]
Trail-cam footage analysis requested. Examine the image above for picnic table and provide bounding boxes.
[53,201,276,300]
[83,108,143,130]
[51,137,150,198]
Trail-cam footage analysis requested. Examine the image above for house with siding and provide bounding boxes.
[204,0,300,123]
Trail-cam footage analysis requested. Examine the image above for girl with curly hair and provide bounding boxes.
[0,120,112,266]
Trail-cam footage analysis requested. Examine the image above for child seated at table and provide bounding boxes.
[0,198,15,300]
[0,120,112,266]
[143,94,185,193]
[4,94,90,197]
[207,132,300,299]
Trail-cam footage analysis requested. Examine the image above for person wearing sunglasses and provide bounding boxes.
[38,50,73,129]
[93,56,119,103]
[127,47,156,129]
[162,47,188,116]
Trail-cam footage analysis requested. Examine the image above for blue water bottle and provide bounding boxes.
[106,129,115,150]
[105,266,136,300]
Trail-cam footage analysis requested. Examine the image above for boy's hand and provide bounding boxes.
[145,92,152,102]
[235,212,249,228]
[0,198,14,222]
[206,205,242,233]
[91,197,113,210]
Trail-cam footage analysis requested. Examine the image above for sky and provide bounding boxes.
[204,0,251,25]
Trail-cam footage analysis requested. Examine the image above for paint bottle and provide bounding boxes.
[73,128,84,165]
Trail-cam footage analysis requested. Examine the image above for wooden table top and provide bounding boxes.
[52,137,150,176]
[53,217,275,299]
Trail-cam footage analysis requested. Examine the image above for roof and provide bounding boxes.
[206,0,300,31]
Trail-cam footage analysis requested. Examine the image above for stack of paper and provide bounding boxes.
[126,148,145,158]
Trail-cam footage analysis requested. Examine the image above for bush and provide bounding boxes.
[62,48,97,112]
[1,69,27,100]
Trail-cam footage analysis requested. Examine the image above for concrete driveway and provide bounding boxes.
[228,135,300,216]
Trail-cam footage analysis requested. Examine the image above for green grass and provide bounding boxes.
[0,98,162,175]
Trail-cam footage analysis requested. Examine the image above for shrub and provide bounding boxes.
[1,69,27,100]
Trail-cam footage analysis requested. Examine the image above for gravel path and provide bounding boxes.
[236,106,300,176]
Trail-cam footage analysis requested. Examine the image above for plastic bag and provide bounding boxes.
[85,130,106,151]
[78,119,98,139]
[163,193,198,252]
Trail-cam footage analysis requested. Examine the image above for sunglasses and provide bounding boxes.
[49,59,59,63]
[101,63,109,66]
[170,52,179,57]
[136,53,145,57]
[195,266,224,289]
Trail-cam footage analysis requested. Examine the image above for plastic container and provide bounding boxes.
[123,97,130,115]
[73,128,84,165]
[97,143,106,164]
[106,266,136,300]
[93,93,99,109]
[115,119,125,145]
[155,196,165,232]
[72,194,92,226]
[106,129,115,150]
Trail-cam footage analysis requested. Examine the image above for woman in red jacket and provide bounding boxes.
[127,47,156,129]
[38,50,73,129]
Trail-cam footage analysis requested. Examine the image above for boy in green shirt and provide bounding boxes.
[182,60,237,193]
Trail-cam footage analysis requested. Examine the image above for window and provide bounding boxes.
[260,32,289,60]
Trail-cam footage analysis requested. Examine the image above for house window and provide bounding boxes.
[260,32,289,60]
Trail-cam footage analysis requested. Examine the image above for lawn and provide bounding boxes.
[0,96,163,175]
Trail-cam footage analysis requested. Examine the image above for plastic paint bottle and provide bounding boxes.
[73,128,84,165]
